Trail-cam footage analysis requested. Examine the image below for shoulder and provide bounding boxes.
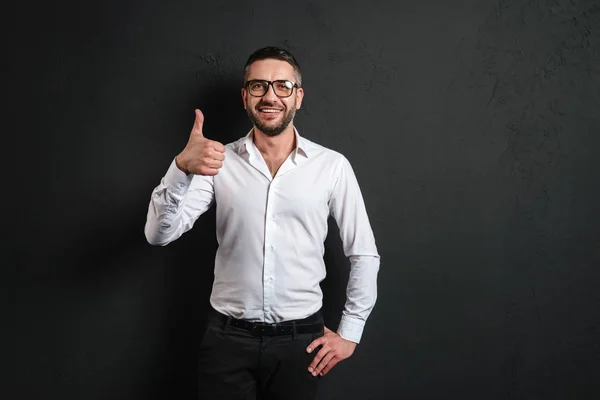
[303,139,356,184]
[300,135,349,166]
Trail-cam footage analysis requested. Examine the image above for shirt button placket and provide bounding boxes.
[263,181,276,320]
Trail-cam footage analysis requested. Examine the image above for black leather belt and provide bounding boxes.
[212,310,324,337]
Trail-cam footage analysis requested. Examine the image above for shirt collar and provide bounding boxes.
[238,127,309,159]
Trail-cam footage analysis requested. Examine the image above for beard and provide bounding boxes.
[246,104,296,137]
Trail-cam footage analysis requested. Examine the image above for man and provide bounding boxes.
[145,46,379,399]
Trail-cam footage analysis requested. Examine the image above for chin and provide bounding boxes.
[257,124,284,137]
[248,110,294,137]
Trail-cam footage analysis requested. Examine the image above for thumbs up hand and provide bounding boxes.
[175,109,226,176]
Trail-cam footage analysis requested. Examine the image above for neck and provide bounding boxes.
[252,124,296,159]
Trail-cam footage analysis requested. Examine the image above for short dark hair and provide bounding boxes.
[244,46,302,86]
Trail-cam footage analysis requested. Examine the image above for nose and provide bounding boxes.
[262,83,279,101]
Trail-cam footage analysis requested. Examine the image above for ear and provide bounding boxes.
[295,87,304,110]
[241,87,247,110]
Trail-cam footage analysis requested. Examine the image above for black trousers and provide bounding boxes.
[197,308,325,400]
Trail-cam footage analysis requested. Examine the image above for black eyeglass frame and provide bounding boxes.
[244,79,299,98]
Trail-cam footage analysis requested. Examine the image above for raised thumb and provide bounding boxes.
[192,109,205,136]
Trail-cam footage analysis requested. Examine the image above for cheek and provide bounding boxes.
[289,97,300,110]
[282,99,294,110]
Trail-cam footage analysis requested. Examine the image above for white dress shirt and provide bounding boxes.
[145,128,379,343]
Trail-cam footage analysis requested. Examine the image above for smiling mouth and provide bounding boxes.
[257,107,283,119]
[258,108,283,114]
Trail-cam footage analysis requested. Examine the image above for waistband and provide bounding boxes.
[209,309,324,337]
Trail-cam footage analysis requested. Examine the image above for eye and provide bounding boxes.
[250,82,264,90]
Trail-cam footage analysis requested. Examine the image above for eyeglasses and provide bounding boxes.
[245,80,299,98]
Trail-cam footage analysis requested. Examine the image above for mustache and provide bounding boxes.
[256,102,285,109]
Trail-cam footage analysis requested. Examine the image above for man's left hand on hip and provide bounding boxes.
[306,326,357,376]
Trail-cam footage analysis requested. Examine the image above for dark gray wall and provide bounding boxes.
[11,0,600,399]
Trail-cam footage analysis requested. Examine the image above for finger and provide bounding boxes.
[211,141,226,153]
[308,346,329,372]
[192,109,204,136]
[205,159,223,169]
[209,150,225,161]
[199,167,220,176]
[314,353,336,376]
[320,358,339,376]
[307,337,325,353]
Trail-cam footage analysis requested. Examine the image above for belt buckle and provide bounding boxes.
[269,323,279,335]
[252,322,277,336]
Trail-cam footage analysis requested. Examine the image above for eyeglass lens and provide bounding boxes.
[248,80,295,97]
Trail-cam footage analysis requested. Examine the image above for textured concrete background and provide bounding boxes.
[10,0,600,399]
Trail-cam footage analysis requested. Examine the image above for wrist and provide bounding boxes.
[175,154,189,175]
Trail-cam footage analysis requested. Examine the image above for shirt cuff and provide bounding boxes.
[163,158,194,194]
[337,315,365,344]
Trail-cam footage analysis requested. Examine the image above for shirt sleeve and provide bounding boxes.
[328,155,380,344]
[144,158,215,246]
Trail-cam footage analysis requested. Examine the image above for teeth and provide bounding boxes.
[260,109,281,113]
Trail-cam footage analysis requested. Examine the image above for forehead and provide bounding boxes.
[246,59,296,81]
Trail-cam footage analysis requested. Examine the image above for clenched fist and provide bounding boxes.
[175,109,226,176]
